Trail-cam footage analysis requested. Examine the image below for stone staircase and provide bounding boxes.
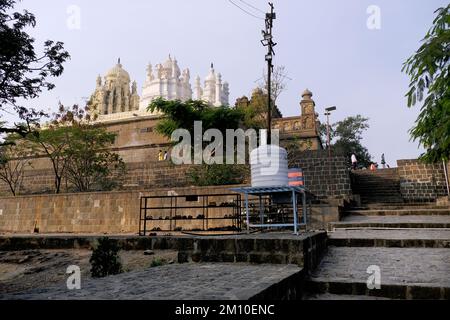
[304,183,450,299]
[351,168,404,204]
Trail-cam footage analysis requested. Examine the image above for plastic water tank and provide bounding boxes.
[250,144,288,187]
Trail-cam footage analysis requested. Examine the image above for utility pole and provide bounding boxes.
[261,2,276,145]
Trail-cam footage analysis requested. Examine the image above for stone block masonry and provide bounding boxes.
[0,186,243,234]
[0,150,354,200]
[397,159,449,202]
[290,150,352,200]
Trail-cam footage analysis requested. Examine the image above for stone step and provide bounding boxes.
[328,229,450,248]
[306,246,450,300]
[353,203,445,210]
[306,278,448,300]
[330,215,450,229]
[361,199,405,205]
[344,208,450,216]
[303,293,391,300]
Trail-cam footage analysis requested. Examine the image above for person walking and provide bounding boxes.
[351,153,358,170]
[381,153,386,169]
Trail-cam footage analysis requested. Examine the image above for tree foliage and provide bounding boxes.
[402,4,450,162]
[26,104,123,193]
[0,0,69,140]
[320,115,372,167]
[148,98,247,186]
[148,98,244,138]
[0,134,33,195]
[90,237,123,278]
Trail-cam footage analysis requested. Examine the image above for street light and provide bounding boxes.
[324,106,337,157]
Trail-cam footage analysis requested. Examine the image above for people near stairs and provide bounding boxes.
[158,150,163,161]
[351,153,358,170]
[381,153,386,169]
[163,150,168,161]
[370,162,377,171]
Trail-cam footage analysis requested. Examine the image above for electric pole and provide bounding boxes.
[261,2,276,145]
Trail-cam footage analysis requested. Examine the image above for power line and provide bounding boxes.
[238,0,266,14]
[228,0,265,20]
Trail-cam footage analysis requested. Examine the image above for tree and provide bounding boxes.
[148,98,243,138]
[257,65,289,104]
[320,115,372,167]
[90,237,123,278]
[0,134,33,195]
[64,124,124,192]
[402,4,449,163]
[27,104,123,193]
[0,0,69,140]
[148,98,247,186]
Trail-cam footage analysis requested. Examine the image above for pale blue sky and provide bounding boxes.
[8,0,448,165]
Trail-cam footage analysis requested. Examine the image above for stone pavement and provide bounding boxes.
[1,263,302,300]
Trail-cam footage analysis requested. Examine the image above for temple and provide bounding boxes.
[139,56,193,111]
[89,59,140,120]
[195,63,230,106]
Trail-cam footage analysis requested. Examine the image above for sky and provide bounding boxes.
[5,0,448,166]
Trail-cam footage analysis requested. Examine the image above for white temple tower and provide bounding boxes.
[139,55,193,112]
[196,63,229,107]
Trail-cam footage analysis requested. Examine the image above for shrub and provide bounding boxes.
[150,257,167,267]
[89,237,123,278]
[188,164,246,186]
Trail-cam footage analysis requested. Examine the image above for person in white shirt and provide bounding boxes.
[351,154,358,170]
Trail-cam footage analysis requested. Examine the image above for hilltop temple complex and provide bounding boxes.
[86,58,322,164]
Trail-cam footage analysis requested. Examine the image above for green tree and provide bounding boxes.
[27,104,123,193]
[320,115,372,167]
[0,134,33,195]
[0,0,69,140]
[148,98,243,138]
[402,4,449,163]
[90,237,123,278]
[148,98,247,186]
[64,125,124,192]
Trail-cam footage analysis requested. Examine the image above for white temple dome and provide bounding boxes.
[106,60,130,82]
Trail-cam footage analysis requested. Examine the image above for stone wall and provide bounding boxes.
[0,186,243,234]
[1,150,352,201]
[290,150,352,200]
[397,159,449,202]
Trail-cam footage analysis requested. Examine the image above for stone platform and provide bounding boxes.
[1,263,302,300]
[0,231,327,269]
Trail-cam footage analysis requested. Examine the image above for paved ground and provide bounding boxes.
[0,249,178,295]
[329,229,450,240]
[1,263,301,300]
[311,246,450,287]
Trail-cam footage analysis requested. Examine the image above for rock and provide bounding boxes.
[143,250,154,256]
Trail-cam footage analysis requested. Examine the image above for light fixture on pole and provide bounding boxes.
[324,106,337,157]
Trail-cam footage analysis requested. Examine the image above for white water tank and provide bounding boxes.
[250,144,289,187]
